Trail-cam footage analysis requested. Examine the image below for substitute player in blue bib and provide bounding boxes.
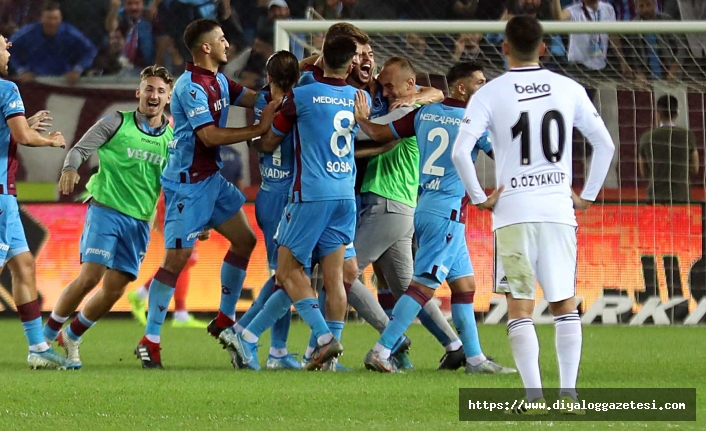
[354,62,516,374]
[226,51,302,370]
[135,19,279,369]
[233,35,369,371]
[0,35,74,369]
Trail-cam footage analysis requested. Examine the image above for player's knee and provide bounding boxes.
[342,259,359,284]
[230,230,257,256]
[162,249,192,274]
[11,256,36,286]
[76,272,103,292]
[548,298,577,316]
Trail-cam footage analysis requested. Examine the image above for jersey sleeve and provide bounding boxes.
[573,87,616,201]
[389,108,420,139]
[227,77,246,106]
[179,82,215,131]
[63,111,123,172]
[272,91,297,136]
[1,82,25,120]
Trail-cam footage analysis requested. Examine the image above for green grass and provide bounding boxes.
[0,319,703,430]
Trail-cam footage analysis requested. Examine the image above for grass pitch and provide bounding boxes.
[0,319,703,430]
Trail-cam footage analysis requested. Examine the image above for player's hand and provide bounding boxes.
[389,94,417,111]
[259,99,280,132]
[16,71,35,83]
[572,191,592,211]
[59,170,80,195]
[476,186,504,211]
[198,230,211,241]
[28,110,52,133]
[48,131,66,148]
[64,70,81,85]
[354,90,370,122]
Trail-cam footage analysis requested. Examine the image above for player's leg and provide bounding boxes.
[496,223,545,406]
[372,262,396,316]
[127,274,150,325]
[172,253,207,328]
[537,223,582,410]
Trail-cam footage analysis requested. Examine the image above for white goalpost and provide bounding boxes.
[274,19,706,322]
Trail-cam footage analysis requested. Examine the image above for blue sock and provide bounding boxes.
[145,269,177,338]
[271,309,291,349]
[220,252,248,319]
[326,320,345,341]
[293,298,330,341]
[247,288,292,338]
[23,318,44,349]
[417,308,452,346]
[239,276,275,329]
[452,301,482,358]
[306,289,328,350]
[43,325,60,343]
[379,294,424,350]
[66,312,95,341]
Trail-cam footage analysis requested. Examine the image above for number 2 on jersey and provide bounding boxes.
[511,110,566,166]
[422,127,449,176]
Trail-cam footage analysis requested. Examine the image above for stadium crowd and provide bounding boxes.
[0,0,704,88]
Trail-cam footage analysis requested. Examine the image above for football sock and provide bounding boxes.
[507,317,543,401]
[269,347,288,358]
[377,289,397,317]
[554,311,582,398]
[220,251,248,322]
[326,320,344,341]
[173,310,189,322]
[43,311,68,342]
[271,309,291,349]
[347,279,389,333]
[18,301,49,352]
[173,266,190,314]
[293,298,331,346]
[145,268,178,341]
[378,286,431,357]
[67,311,95,341]
[419,300,457,347]
[238,276,275,330]
[451,292,486,366]
[246,287,292,339]
[135,284,149,301]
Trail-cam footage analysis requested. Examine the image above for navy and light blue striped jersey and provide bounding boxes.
[164,62,246,184]
[272,74,370,202]
[391,97,491,222]
[0,80,24,196]
[254,86,293,194]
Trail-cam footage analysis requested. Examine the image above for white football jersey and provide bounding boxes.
[455,66,614,230]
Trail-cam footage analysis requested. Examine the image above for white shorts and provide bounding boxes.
[494,222,577,303]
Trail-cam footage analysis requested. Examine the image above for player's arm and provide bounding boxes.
[4,84,65,148]
[353,89,406,144]
[59,111,123,194]
[551,0,572,21]
[638,133,650,178]
[572,89,616,210]
[299,54,319,70]
[258,92,297,153]
[388,86,444,110]
[689,131,699,174]
[451,93,502,210]
[228,78,258,109]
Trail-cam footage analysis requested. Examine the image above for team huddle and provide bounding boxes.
[0,14,615,413]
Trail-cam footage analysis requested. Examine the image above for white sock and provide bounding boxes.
[173,310,189,322]
[554,311,582,399]
[30,342,50,352]
[445,339,463,352]
[145,334,160,343]
[304,346,315,358]
[135,286,149,301]
[316,333,333,346]
[242,329,259,343]
[50,311,69,324]
[507,318,543,401]
[269,347,288,358]
[233,322,245,334]
[467,353,487,367]
[373,342,391,360]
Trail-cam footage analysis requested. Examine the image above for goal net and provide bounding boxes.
[275,19,706,322]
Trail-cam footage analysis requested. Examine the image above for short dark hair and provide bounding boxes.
[383,56,416,78]
[43,1,61,13]
[183,19,221,52]
[141,65,174,88]
[267,51,300,92]
[325,23,369,45]
[657,94,678,118]
[322,36,357,72]
[505,15,544,61]
[446,61,484,86]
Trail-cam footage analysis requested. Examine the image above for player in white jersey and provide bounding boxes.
[452,16,615,414]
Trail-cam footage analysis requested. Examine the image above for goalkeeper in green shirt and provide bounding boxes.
[42,66,174,368]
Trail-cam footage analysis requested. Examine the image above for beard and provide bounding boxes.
[522,4,539,14]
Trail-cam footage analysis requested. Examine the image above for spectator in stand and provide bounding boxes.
[239,0,290,88]
[552,0,631,84]
[58,0,116,49]
[90,29,129,76]
[402,0,478,19]
[609,0,663,20]
[9,1,97,84]
[116,0,169,71]
[675,1,706,74]
[639,95,698,203]
[623,0,681,82]
[0,0,43,38]
[313,0,356,19]
[351,0,399,19]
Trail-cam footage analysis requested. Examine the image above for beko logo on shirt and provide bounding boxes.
[312,96,354,107]
[8,100,23,109]
[514,83,551,94]
[189,106,208,117]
